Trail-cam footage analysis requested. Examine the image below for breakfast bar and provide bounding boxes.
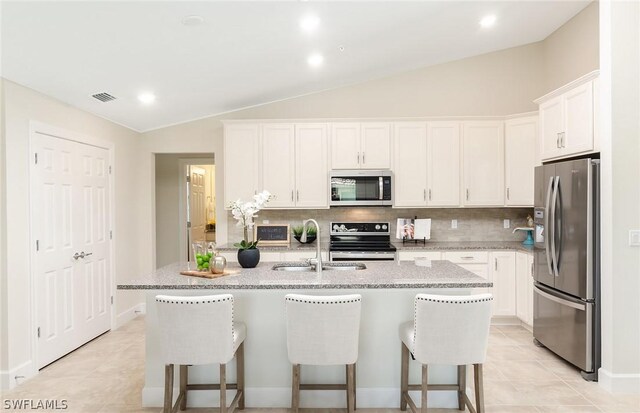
[118,260,492,409]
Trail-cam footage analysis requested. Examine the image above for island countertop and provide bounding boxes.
[117,260,493,290]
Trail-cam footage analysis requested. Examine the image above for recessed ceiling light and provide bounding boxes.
[300,15,320,33]
[182,15,205,27]
[479,15,497,28]
[307,53,324,68]
[138,93,156,104]
[338,45,345,52]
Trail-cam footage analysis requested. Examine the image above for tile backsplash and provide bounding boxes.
[227,207,533,243]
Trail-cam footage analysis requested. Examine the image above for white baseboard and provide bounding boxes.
[115,302,146,329]
[599,368,640,394]
[142,386,458,408]
[0,360,35,390]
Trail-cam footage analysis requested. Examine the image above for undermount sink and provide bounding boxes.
[271,262,367,272]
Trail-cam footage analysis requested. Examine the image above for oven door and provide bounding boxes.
[330,251,396,261]
[330,170,392,206]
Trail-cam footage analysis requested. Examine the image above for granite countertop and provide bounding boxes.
[117,260,492,290]
[217,241,533,253]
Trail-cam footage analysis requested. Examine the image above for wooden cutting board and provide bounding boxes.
[179,269,238,279]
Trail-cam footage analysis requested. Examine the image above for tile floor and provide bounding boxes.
[2,317,638,413]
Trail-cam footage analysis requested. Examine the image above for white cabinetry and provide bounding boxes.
[262,123,329,209]
[224,124,260,206]
[537,72,598,161]
[397,251,442,261]
[393,122,428,207]
[462,122,505,206]
[490,251,517,317]
[516,252,534,326]
[505,116,537,206]
[427,122,461,206]
[331,122,391,169]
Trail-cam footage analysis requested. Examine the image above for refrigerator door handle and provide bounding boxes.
[544,176,555,276]
[550,176,560,277]
[555,177,563,274]
[534,284,586,311]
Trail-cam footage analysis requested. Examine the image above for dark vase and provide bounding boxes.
[237,248,260,268]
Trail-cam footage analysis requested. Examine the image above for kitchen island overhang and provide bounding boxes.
[118,261,492,408]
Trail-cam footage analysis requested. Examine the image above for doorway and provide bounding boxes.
[154,154,215,268]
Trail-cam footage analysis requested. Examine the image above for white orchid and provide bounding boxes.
[229,190,272,248]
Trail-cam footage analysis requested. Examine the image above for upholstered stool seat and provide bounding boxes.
[285,293,362,413]
[399,293,493,413]
[156,294,246,413]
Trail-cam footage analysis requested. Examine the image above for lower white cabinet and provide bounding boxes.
[516,252,534,326]
[397,251,442,261]
[490,251,517,317]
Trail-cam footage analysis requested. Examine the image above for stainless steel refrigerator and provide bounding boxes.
[533,158,600,381]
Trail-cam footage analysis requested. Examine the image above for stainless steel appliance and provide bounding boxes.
[329,222,396,261]
[330,170,392,206]
[533,158,600,381]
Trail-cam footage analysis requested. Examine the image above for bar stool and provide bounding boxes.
[285,293,362,413]
[156,294,246,413]
[399,293,493,413]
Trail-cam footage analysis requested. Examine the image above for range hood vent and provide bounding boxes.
[91,92,117,102]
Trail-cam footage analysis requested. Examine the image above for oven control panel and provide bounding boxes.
[331,222,390,234]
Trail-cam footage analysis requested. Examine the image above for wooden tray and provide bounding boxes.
[179,269,237,279]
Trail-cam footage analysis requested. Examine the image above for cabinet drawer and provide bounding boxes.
[397,251,442,261]
[442,251,489,264]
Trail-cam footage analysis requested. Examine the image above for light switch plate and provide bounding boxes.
[630,230,640,247]
[504,219,510,229]
[451,219,458,229]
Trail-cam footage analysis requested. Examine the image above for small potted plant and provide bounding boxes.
[292,225,317,244]
[229,190,271,268]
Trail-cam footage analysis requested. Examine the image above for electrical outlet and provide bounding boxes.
[504,219,510,229]
[451,219,458,229]
[262,220,269,224]
[630,230,640,247]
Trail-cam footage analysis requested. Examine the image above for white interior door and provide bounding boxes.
[189,167,206,245]
[32,132,111,368]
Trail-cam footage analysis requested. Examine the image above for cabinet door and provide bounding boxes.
[462,122,505,206]
[427,122,460,206]
[563,81,594,155]
[505,117,537,206]
[393,123,427,207]
[361,123,391,169]
[261,124,295,208]
[539,96,564,160]
[515,252,530,323]
[491,251,517,316]
[224,124,260,206]
[527,254,534,326]
[295,124,328,208]
[330,123,361,169]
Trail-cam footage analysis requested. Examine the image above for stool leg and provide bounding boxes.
[179,365,188,411]
[354,362,357,410]
[346,363,355,413]
[400,343,409,411]
[163,364,174,413]
[291,364,300,413]
[421,364,428,413]
[474,364,485,413]
[220,363,227,413]
[457,365,466,411]
[237,342,245,410]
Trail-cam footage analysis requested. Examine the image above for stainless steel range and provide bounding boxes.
[329,222,397,261]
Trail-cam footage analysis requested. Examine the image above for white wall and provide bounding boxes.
[0,80,142,388]
[599,0,640,394]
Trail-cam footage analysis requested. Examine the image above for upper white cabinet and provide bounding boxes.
[427,122,460,206]
[261,123,328,209]
[505,116,537,206]
[462,122,505,206]
[537,72,598,161]
[393,122,428,207]
[331,122,391,169]
[224,124,261,206]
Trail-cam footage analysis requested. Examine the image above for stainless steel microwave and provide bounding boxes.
[329,170,393,206]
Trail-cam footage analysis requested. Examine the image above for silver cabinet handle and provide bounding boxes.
[423,189,426,201]
[557,132,561,148]
[507,188,510,200]
[296,190,299,202]
[495,258,498,271]
[357,152,360,165]
[428,189,432,201]
[561,132,566,148]
[73,252,83,260]
[531,262,534,277]
[84,252,92,257]
[466,189,469,201]
[461,256,474,260]
[291,190,294,202]
[362,152,365,164]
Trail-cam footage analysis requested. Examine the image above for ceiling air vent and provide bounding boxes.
[91,92,117,102]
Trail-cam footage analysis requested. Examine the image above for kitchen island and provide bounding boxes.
[118,260,492,408]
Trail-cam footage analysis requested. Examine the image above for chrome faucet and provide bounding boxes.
[301,219,322,273]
